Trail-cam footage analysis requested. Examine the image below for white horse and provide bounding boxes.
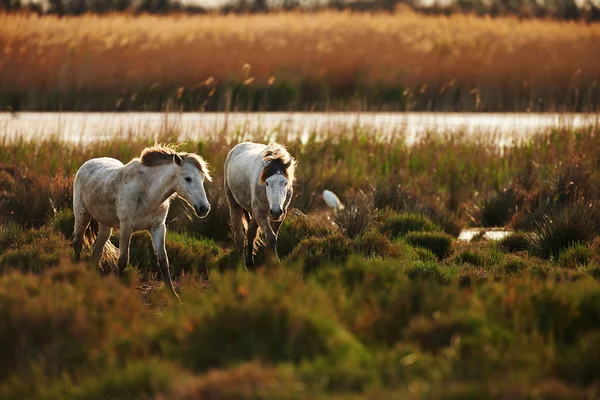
[224,142,296,267]
[72,145,212,299]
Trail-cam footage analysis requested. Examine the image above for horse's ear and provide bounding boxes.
[173,154,183,166]
[284,157,295,168]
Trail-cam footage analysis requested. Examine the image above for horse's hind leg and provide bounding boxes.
[91,224,112,267]
[73,203,91,263]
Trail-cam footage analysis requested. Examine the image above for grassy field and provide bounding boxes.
[1,124,600,398]
[1,12,600,112]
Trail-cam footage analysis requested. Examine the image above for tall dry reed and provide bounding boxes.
[1,12,600,110]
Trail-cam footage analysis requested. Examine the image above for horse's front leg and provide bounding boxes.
[246,218,259,268]
[151,223,181,302]
[255,212,279,263]
[117,226,133,277]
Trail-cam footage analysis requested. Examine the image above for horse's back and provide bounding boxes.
[76,157,124,178]
[74,157,125,224]
[225,142,265,209]
[226,142,266,162]
[225,142,264,178]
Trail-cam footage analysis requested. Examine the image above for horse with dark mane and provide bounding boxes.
[224,142,296,267]
[73,144,212,300]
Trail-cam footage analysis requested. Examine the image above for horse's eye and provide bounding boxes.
[185,177,192,183]
[265,182,269,186]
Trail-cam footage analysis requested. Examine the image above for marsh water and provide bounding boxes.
[1,112,598,145]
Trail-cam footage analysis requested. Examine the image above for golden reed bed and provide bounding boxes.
[1,11,600,108]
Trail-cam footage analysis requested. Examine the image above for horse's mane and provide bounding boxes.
[259,142,296,186]
[140,144,212,181]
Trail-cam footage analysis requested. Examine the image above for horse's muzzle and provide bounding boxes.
[269,209,283,220]
[195,204,210,218]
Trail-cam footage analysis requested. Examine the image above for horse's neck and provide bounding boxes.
[146,164,178,207]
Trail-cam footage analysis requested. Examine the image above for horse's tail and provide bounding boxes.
[82,226,119,272]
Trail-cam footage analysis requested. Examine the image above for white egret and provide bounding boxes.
[322,189,344,212]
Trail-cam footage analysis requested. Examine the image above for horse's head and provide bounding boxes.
[259,144,296,221]
[264,171,289,221]
[173,153,212,218]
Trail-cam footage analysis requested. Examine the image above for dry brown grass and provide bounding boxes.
[1,11,599,102]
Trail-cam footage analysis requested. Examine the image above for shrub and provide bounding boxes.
[454,250,487,267]
[404,314,482,352]
[277,211,339,258]
[456,267,490,287]
[531,279,600,344]
[527,203,600,260]
[0,265,148,384]
[17,360,182,400]
[0,226,70,273]
[353,229,417,260]
[498,232,529,253]
[405,261,452,285]
[287,234,352,273]
[373,181,462,237]
[502,255,529,275]
[405,231,452,259]
[159,270,369,373]
[377,343,448,388]
[165,232,223,275]
[557,331,600,386]
[125,231,222,276]
[558,244,592,269]
[379,211,439,239]
[52,208,75,239]
[173,363,307,400]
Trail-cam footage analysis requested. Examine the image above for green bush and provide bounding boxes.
[175,362,307,400]
[558,330,600,385]
[502,255,529,275]
[558,244,592,269]
[0,226,70,273]
[277,211,339,258]
[454,250,487,267]
[531,279,600,344]
[405,231,452,259]
[456,267,490,287]
[353,229,417,260]
[159,270,370,373]
[377,343,448,388]
[404,314,482,352]
[312,257,462,346]
[379,211,440,239]
[51,208,75,239]
[126,231,222,276]
[405,261,452,285]
[287,234,352,273]
[0,265,148,384]
[19,360,181,400]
